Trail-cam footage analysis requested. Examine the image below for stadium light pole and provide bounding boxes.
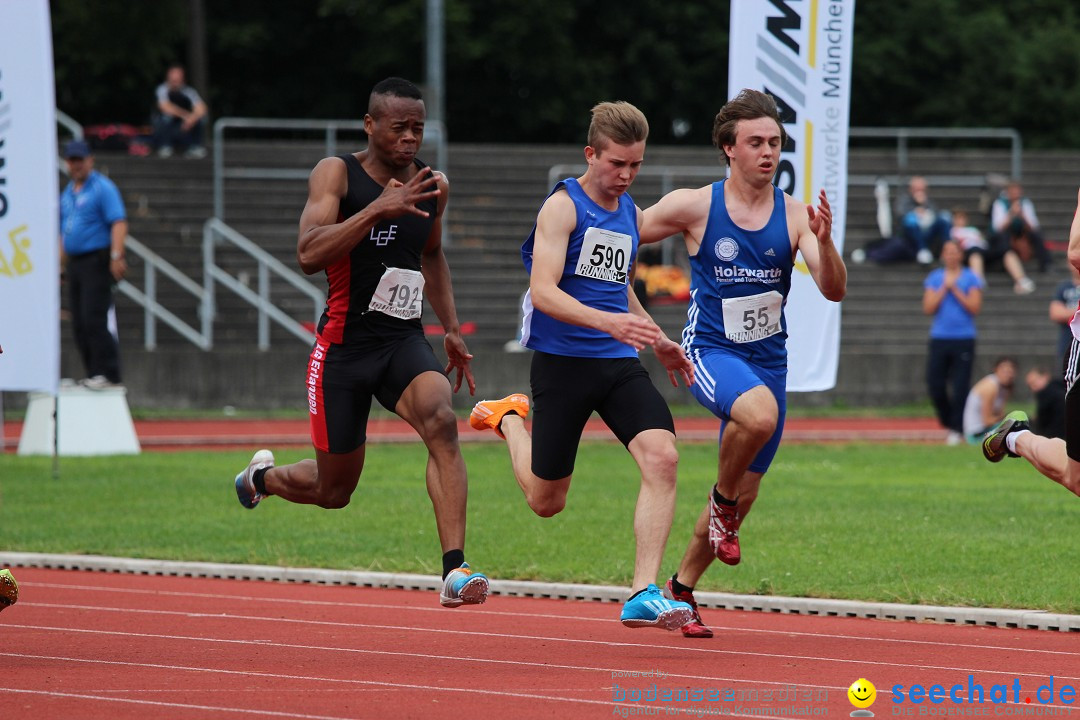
[425,0,448,241]
[425,0,444,130]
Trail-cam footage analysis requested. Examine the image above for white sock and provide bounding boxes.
[1006,429,1031,455]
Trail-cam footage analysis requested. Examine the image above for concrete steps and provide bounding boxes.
[47,142,1080,410]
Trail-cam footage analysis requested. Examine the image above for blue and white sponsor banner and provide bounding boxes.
[0,1,59,393]
[729,0,855,391]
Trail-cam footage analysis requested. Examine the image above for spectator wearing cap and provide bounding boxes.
[152,63,208,159]
[59,139,128,388]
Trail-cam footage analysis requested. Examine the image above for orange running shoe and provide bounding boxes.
[469,393,530,439]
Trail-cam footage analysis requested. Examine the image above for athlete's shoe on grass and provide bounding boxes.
[0,569,18,611]
[708,494,741,565]
[982,411,1030,463]
[470,393,530,439]
[663,578,714,639]
[235,449,274,509]
[440,563,490,608]
[620,584,694,631]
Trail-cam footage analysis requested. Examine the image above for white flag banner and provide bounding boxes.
[0,2,59,393]
[729,0,855,391]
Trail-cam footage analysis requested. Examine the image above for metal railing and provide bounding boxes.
[56,110,337,352]
[57,110,211,351]
[116,237,210,351]
[202,218,323,350]
[849,126,1022,181]
[212,116,448,221]
[56,109,83,141]
[549,127,1022,192]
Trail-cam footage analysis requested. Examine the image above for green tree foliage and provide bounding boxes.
[50,0,1080,148]
[52,0,187,125]
[851,1,1080,148]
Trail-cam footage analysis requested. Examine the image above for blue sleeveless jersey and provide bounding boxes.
[683,180,793,368]
[520,178,639,358]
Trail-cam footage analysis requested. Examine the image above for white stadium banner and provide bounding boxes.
[0,2,59,394]
[729,0,855,391]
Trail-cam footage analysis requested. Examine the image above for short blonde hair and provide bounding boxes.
[587,101,649,152]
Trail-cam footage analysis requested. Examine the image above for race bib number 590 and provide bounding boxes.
[574,227,632,284]
[368,267,424,320]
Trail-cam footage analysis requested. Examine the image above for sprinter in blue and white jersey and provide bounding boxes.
[640,89,847,638]
[470,101,697,632]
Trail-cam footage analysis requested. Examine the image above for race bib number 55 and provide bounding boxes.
[368,267,424,320]
[721,291,783,343]
[575,227,632,284]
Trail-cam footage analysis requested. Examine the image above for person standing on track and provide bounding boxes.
[639,89,847,637]
[469,101,696,631]
[982,187,1080,498]
[232,77,490,608]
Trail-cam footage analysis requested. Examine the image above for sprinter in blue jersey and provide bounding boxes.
[640,89,847,638]
[470,101,697,631]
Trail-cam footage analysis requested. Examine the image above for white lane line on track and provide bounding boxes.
[0,638,841,694]
[26,581,1080,659]
[0,655,795,720]
[11,616,1080,687]
[0,687,359,720]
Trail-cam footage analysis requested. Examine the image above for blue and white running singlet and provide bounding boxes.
[520,178,639,358]
[682,179,793,369]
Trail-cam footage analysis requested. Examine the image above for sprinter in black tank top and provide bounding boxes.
[317,153,437,344]
[230,78,489,609]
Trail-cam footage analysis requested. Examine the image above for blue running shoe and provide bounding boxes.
[620,583,695,630]
[235,449,274,509]
[440,562,489,608]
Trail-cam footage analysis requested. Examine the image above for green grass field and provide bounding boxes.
[1,441,1076,613]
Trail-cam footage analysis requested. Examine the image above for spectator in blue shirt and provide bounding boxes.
[923,239,984,444]
[59,140,128,388]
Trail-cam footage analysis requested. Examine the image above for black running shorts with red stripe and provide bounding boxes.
[307,333,444,453]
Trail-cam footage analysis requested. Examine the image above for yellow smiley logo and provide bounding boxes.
[848,678,877,709]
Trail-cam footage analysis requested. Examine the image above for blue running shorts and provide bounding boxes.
[687,348,787,473]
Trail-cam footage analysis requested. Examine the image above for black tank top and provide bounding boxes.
[316,153,438,344]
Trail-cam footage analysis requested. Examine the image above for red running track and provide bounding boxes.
[3,416,946,452]
[2,568,1077,719]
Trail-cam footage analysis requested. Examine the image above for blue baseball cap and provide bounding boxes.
[63,140,91,158]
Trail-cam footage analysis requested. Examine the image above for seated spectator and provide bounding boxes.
[152,63,208,159]
[850,179,913,265]
[1049,263,1080,369]
[951,208,1034,294]
[896,175,951,265]
[1026,366,1066,440]
[962,356,1017,444]
[990,180,1050,273]
[851,177,951,266]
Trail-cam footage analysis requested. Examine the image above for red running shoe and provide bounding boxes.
[708,493,741,565]
[664,578,713,638]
